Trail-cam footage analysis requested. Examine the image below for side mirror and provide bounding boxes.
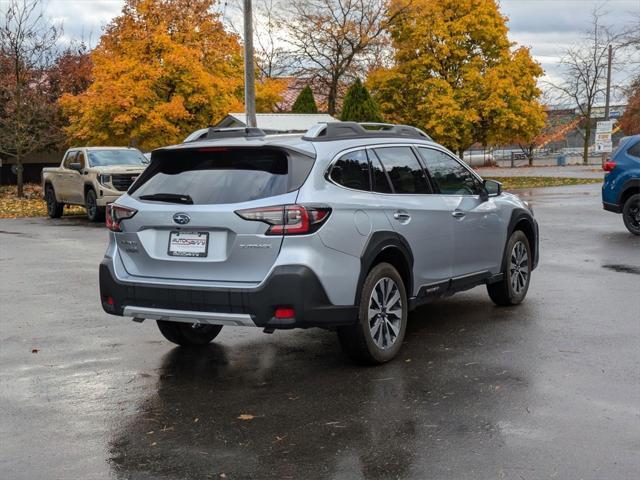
[481,179,502,200]
[69,162,82,171]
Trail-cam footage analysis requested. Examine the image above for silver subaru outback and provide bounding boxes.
[99,122,538,364]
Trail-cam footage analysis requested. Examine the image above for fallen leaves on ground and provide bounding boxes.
[485,176,602,190]
[0,184,84,218]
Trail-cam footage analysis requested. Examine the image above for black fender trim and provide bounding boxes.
[355,231,414,306]
[617,178,640,205]
[503,208,539,271]
[603,202,622,213]
[43,181,62,203]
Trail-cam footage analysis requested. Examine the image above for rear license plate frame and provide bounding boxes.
[167,231,209,257]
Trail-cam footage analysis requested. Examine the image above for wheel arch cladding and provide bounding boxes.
[619,179,640,206]
[84,183,95,196]
[506,209,538,270]
[356,231,414,305]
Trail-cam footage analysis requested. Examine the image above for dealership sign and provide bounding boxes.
[595,121,613,153]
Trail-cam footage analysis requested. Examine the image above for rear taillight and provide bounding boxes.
[235,204,331,235]
[603,161,616,172]
[106,203,137,232]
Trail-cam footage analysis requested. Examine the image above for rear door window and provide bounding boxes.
[370,155,393,193]
[628,140,640,158]
[373,147,431,194]
[131,147,313,205]
[330,149,370,191]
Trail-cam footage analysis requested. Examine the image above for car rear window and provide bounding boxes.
[330,150,370,191]
[130,147,314,205]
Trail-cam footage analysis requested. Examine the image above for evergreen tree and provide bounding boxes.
[341,78,383,122]
[291,85,318,113]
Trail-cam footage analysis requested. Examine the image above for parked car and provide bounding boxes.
[602,134,640,235]
[42,147,148,221]
[99,122,539,364]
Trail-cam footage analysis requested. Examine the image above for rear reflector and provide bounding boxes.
[603,161,616,172]
[235,204,331,235]
[274,307,295,319]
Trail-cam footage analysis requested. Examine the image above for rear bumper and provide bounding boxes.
[99,261,357,329]
[603,202,622,213]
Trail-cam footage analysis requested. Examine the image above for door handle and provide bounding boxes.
[393,211,411,220]
[452,210,466,218]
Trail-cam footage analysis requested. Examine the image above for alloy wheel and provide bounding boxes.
[368,277,403,350]
[627,204,640,230]
[510,240,529,295]
[86,192,97,218]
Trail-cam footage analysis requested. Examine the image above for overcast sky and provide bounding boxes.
[36,0,640,100]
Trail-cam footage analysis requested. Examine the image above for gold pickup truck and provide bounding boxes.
[42,147,148,221]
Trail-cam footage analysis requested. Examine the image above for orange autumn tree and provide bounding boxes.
[517,112,579,164]
[61,0,248,151]
[368,0,545,155]
[619,79,640,135]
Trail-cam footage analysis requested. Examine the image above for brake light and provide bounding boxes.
[235,204,331,235]
[603,161,616,172]
[198,147,229,152]
[106,203,137,232]
[274,307,295,319]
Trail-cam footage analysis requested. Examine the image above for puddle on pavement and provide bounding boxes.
[602,264,640,275]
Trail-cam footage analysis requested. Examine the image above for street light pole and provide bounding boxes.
[243,0,257,128]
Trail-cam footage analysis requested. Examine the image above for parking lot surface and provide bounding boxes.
[1,183,639,480]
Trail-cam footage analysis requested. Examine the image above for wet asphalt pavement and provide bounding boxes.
[1,183,639,480]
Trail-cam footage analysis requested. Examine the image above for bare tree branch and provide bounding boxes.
[548,8,620,164]
[0,0,63,196]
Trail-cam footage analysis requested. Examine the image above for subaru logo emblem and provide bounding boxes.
[173,213,190,225]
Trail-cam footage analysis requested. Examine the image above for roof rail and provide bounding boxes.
[203,127,266,140]
[302,121,432,142]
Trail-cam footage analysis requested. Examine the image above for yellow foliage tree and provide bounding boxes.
[60,0,282,151]
[368,0,545,155]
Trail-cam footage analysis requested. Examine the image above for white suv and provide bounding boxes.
[99,123,539,364]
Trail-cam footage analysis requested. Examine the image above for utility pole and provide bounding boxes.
[601,44,613,166]
[604,44,612,121]
[243,0,257,128]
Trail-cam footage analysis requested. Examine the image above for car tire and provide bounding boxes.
[156,321,223,346]
[337,262,408,365]
[622,193,640,236]
[45,185,64,218]
[487,230,532,306]
[85,189,105,222]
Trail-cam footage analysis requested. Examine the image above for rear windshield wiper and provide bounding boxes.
[138,193,194,204]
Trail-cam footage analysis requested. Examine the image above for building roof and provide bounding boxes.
[276,77,330,112]
[215,113,339,132]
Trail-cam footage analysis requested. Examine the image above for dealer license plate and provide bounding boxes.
[168,231,209,257]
